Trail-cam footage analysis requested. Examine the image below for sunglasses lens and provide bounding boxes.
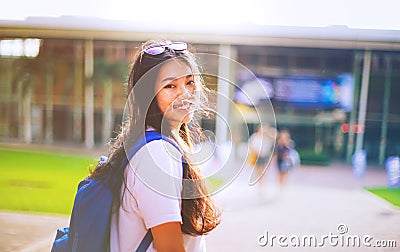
[144,46,165,55]
[169,42,187,51]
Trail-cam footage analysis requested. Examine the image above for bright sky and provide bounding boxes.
[1,0,400,30]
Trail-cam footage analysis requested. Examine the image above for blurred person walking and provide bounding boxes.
[276,129,299,189]
[248,124,276,196]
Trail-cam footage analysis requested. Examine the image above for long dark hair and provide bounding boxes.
[90,40,220,235]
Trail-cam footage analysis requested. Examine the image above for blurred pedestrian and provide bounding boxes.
[276,129,298,189]
[248,124,276,195]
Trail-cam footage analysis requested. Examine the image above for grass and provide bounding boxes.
[0,148,95,215]
[0,147,227,215]
[366,187,400,207]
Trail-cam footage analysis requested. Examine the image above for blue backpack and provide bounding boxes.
[51,131,181,252]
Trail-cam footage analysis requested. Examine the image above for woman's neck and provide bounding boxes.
[170,126,180,136]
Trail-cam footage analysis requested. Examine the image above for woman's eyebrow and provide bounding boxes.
[161,76,176,83]
[161,74,193,83]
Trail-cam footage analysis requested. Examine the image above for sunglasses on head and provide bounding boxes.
[144,42,188,55]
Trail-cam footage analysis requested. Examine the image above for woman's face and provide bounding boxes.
[155,59,198,128]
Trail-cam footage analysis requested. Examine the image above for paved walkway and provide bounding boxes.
[207,163,400,252]
[1,162,399,251]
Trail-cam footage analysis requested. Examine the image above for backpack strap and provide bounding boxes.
[123,131,181,171]
[133,131,180,155]
[136,230,153,252]
[129,130,182,252]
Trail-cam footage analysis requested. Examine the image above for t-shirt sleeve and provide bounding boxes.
[128,140,183,229]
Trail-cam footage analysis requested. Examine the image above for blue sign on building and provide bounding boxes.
[234,73,354,111]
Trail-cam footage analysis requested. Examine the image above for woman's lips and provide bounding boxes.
[172,103,193,110]
[172,100,196,111]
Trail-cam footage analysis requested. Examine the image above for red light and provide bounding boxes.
[341,123,364,134]
[341,123,349,133]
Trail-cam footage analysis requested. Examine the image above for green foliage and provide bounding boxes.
[298,149,331,166]
[0,148,95,215]
[366,187,400,207]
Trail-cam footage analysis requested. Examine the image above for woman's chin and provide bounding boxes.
[164,110,194,128]
[177,113,193,124]
[172,115,193,127]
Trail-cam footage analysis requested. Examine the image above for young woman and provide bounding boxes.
[90,40,221,251]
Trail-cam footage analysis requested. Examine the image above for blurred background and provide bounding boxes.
[1,0,400,251]
[1,0,400,165]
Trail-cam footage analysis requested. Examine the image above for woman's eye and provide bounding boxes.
[187,80,195,86]
[165,84,175,89]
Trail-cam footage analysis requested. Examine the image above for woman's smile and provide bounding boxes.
[172,99,196,111]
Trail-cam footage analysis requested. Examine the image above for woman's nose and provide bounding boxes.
[177,83,191,97]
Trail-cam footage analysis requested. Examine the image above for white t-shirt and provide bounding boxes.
[110,139,206,252]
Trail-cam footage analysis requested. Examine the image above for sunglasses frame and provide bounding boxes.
[144,42,188,55]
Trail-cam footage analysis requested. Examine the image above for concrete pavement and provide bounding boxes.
[1,162,399,251]
[207,163,400,251]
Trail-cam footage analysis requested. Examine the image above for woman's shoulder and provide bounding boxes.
[133,138,182,165]
[146,138,181,154]
[127,138,183,179]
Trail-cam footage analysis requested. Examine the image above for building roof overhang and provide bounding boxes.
[1,16,400,51]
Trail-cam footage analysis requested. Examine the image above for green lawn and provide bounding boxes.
[0,147,227,215]
[366,187,400,207]
[0,148,95,215]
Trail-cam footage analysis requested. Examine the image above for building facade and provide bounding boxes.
[1,18,399,165]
